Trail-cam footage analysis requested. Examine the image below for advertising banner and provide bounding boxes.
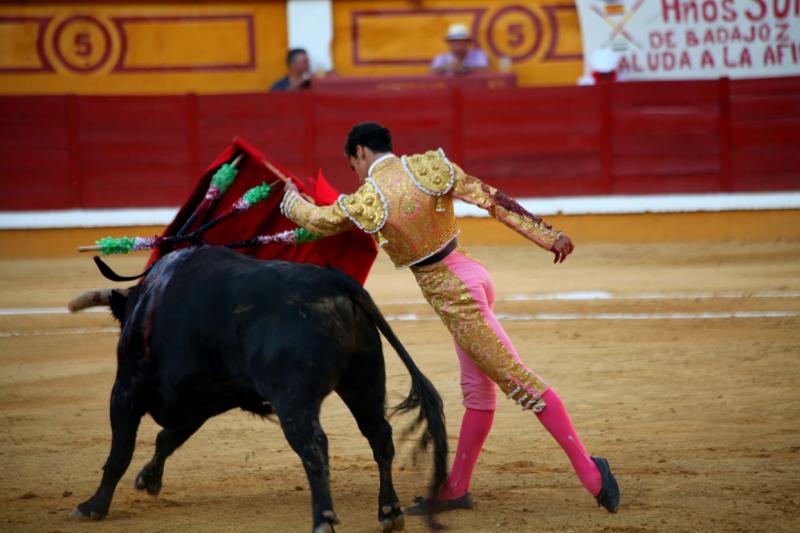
[576,0,800,80]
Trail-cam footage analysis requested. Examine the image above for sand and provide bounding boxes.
[1,241,799,532]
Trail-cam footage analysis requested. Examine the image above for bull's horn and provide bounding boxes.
[68,288,127,313]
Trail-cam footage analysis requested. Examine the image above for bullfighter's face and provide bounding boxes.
[346,145,371,180]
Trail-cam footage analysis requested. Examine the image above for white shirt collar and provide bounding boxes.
[367,153,396,178]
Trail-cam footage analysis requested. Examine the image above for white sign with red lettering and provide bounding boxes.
[576,0,800,80]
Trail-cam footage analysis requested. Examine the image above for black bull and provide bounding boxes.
[71,246,448,532]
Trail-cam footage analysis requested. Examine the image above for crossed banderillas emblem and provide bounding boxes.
[590,0,645,49]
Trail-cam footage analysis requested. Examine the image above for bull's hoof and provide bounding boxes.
[134,466,162,495]
[379,513,404,532]
[312,510,339,533]
[69,503,105,521]
[312,522,334,533]
[379,503,404,532]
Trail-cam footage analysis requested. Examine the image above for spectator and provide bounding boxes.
[431,23,489,75]
[270,48,312,91]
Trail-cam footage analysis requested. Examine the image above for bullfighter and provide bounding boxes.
[280,122,620,515]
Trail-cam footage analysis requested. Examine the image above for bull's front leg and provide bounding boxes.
[278,404,338,533]
[71,381,142,520]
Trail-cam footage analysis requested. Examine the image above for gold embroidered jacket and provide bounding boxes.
[280,149,562,268]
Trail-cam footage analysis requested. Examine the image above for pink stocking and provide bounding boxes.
[535,388,602,495]
[439,408,494,500]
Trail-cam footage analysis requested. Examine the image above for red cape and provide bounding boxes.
[148,137,377,285]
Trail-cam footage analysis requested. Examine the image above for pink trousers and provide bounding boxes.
[411,250,548,411]
[413,250,605,497]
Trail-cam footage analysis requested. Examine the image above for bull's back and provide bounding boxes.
[158,247,348,318]
[141,247,371,398]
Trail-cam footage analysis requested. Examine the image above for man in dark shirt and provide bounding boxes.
[270,48,312,91]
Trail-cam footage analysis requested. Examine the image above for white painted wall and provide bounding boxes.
[287,0,334,73]
[4,193,800,228]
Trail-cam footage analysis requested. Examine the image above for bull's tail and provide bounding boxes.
[340,274,448,503]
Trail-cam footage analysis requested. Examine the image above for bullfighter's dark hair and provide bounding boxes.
[344,122,393,157]
[286,48,307,65]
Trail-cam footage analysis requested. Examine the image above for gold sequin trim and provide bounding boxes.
[337,177,388,234]
[281,190,353,237]
[494,205,561,250]
[412,259,548,405]
[401,148,455,197]
[452,170,561,251]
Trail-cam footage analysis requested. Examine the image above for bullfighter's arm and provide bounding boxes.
[280,190,354,237]
[451,163,563,252]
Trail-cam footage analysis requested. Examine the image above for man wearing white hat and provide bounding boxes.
[431,23,490,75]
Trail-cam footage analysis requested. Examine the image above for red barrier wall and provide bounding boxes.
[1,77,799,210]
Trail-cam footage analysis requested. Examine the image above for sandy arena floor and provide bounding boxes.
[1,242,799,532]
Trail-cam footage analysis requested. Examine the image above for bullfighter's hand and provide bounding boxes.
[550,235,574,264]
[284,180,299,194]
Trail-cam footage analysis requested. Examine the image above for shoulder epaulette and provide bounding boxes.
[336,178,388,234]
[401,148,456,197]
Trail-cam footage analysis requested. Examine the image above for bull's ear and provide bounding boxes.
[109,288,131,323]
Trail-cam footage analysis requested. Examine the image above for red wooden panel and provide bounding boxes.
[0,101,70,147]
[612,174,722,194]
[611,81,719,138]
[730,120,800,146]
[614,133,720,156]
[465,152,603,179]
[461,87,601,138]
[462,85,601,116]
[75,158,190,209]
[730,146,800,172]
[730,77,800,121]
[731,76,800,95]
[313,90,454,191]
[0,96,68,131]
[731,174,800,192]
[0,96,74,210]
[611,79,719,105]
[465,132,600,157]
[729,94,800,120]
[75,96,194,207]
[459,87,604,195]
[2,78,799,211]
[313,91,454,154]
[729,77,800,191]
[197,93,311,179]
[609,80,722,192]
[614,154,719,178]
[0,147,73,210]
[489,175,609,198]
[77,96,188,143]
[613,110,719,135]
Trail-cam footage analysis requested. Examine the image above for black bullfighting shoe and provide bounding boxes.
[592,456,620,513]
[405,492,473,516]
